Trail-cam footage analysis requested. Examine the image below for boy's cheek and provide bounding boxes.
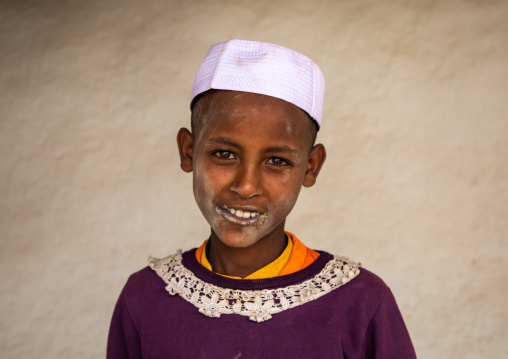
[192,169,212,208]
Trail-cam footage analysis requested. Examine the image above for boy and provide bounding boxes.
[107,39,416,358]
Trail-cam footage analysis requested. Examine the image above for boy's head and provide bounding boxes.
[177,40,326,249]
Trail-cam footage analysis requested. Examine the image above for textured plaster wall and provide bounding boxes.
[1,0,507,357]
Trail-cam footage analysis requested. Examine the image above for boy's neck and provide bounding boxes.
[207,229,288,279]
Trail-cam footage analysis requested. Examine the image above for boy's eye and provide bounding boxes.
[213,150,235,160]
[266,157,289,167]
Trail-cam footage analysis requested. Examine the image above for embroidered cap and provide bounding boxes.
[190,39,325,129]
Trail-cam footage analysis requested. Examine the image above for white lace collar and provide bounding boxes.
[149,250,361,323]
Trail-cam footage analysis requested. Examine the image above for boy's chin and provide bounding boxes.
[212,227,269,249]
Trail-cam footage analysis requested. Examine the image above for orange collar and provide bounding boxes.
[195,232,320,279]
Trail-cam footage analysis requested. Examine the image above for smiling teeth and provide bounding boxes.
[226,207,259,218]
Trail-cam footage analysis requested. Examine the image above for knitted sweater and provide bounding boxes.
[107,249,416,358]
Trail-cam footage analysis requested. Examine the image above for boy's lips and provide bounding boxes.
[216,205,268,225]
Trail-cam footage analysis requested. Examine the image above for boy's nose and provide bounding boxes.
[229,164,263,199]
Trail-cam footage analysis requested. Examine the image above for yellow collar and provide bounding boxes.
[200,235,293,279]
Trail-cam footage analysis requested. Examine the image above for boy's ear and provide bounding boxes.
[177,128,194,173]
[303,144,326,187]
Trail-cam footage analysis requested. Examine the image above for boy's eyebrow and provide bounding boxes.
[263,146,301,158]
[206,137,242,149]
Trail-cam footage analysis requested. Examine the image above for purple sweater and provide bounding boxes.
[107,249,416,358]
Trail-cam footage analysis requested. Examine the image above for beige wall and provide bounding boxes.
[1,0,507,357]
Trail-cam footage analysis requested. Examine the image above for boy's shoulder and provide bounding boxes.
[349,266,392,294]
[121,266,163,293]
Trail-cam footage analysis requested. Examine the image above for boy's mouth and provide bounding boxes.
[216,205,268,225]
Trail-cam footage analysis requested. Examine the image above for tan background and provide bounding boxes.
[1,0,507,357]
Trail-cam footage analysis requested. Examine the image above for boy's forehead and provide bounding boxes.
[195,90,314,147]
[207,90,303,113]
[200,90,308,125]
[190,39,325,130]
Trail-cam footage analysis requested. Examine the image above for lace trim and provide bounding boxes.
[149,251,361,323]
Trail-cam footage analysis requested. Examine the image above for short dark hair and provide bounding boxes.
[191,90,318,147]
[190,90,213,136]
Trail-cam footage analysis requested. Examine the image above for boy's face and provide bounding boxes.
[178,91,325,249]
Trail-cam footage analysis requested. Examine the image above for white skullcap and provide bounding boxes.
[190,39,325,129]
